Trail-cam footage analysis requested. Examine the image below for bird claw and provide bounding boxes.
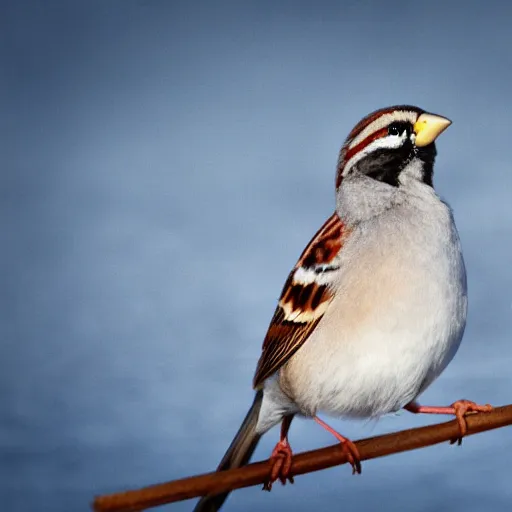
[263,439,294,491]
[312,416,362,475]
[340,438,362,475]
[449,400,493,445]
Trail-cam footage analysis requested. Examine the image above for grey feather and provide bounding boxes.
[193,390,263,512]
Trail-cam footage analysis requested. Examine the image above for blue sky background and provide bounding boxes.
[2,1,512,511]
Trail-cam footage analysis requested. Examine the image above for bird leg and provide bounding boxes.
[264,415,294,491]
[404,399,493,445]
[313,416,362,475]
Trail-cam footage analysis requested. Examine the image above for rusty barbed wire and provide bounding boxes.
[93,404,512,512]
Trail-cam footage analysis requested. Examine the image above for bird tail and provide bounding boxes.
[193,390,263,512]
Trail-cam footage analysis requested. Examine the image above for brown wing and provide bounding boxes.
[252,213,349,389]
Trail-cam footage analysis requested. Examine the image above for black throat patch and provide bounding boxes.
[355,140,436,188]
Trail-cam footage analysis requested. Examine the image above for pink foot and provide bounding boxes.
[314,416,362,475]
[263,439,294,491]
[405,399,493,445]
[338,436,362,475]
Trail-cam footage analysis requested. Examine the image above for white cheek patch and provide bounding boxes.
[349,111,418,149]
[343,131,409,177]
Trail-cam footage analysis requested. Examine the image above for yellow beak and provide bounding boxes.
[413,113,452,147]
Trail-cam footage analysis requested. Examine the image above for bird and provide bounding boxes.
[193,105,492,512]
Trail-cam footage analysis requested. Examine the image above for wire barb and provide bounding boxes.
[92,404,512,512]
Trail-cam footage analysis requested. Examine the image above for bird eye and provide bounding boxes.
[388,122,406,136]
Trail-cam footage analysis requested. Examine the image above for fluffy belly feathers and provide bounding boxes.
[278,221,467,419]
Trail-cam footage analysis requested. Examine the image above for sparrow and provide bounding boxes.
[193,105,492,512]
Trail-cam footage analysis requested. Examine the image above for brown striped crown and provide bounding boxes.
[335,105,425,188]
